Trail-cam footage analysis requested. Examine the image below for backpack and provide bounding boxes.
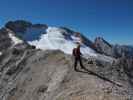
[72,48,77,56]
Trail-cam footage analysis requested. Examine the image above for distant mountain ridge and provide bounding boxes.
[94,37,133,58]
[3,20,133,59]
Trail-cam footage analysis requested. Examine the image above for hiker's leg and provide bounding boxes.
[74,57,78,71]
[79,57,86,69]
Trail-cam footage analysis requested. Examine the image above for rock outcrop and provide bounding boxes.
[5,20,32,33]
[0,28,12,52]
[94,37,113,56]
[94,37,133,58]
[5,20,48,41]
[0,44,133,100]
[0,20,133,100]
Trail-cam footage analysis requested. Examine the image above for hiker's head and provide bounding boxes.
[76,42,81,48]
[77,44,80,48]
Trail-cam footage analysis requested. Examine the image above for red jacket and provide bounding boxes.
[73,47,81,58]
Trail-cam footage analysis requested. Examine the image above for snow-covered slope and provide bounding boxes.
[4,20,115,62]
[29,27,97,57]
[4,20,97,57]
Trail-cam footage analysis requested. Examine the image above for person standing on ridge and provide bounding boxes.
[72,32,85,71]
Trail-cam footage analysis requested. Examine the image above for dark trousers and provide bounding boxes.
[74,57,84,70]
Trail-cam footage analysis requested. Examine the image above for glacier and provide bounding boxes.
[28,27,97,57]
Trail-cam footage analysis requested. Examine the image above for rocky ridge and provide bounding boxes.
[0,20,133,100]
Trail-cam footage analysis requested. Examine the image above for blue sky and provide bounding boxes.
[0,0,133,45]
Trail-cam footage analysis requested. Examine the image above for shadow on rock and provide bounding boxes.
[74,64,122,87]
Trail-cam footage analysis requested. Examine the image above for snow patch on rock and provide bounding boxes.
[8,33,23,45]
[29,27,97,57]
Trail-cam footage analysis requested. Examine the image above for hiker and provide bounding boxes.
[73,43,85,71]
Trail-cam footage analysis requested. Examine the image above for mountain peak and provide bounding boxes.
[1,20,133,59]
[5,20,32,33]
[94,37,113,56]
[0,20,133,100]
[5,20,48,33]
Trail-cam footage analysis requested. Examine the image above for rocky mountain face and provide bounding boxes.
[0,20,133,100]
[0,44,133,100]
[5,20,32,34]
[94,37,133,58]
[0,28,12,52]
[94,37,113,56]
[113,45,133,58]
[5,20,48,41]
[5,20,94,50]
[5,20,133,59]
